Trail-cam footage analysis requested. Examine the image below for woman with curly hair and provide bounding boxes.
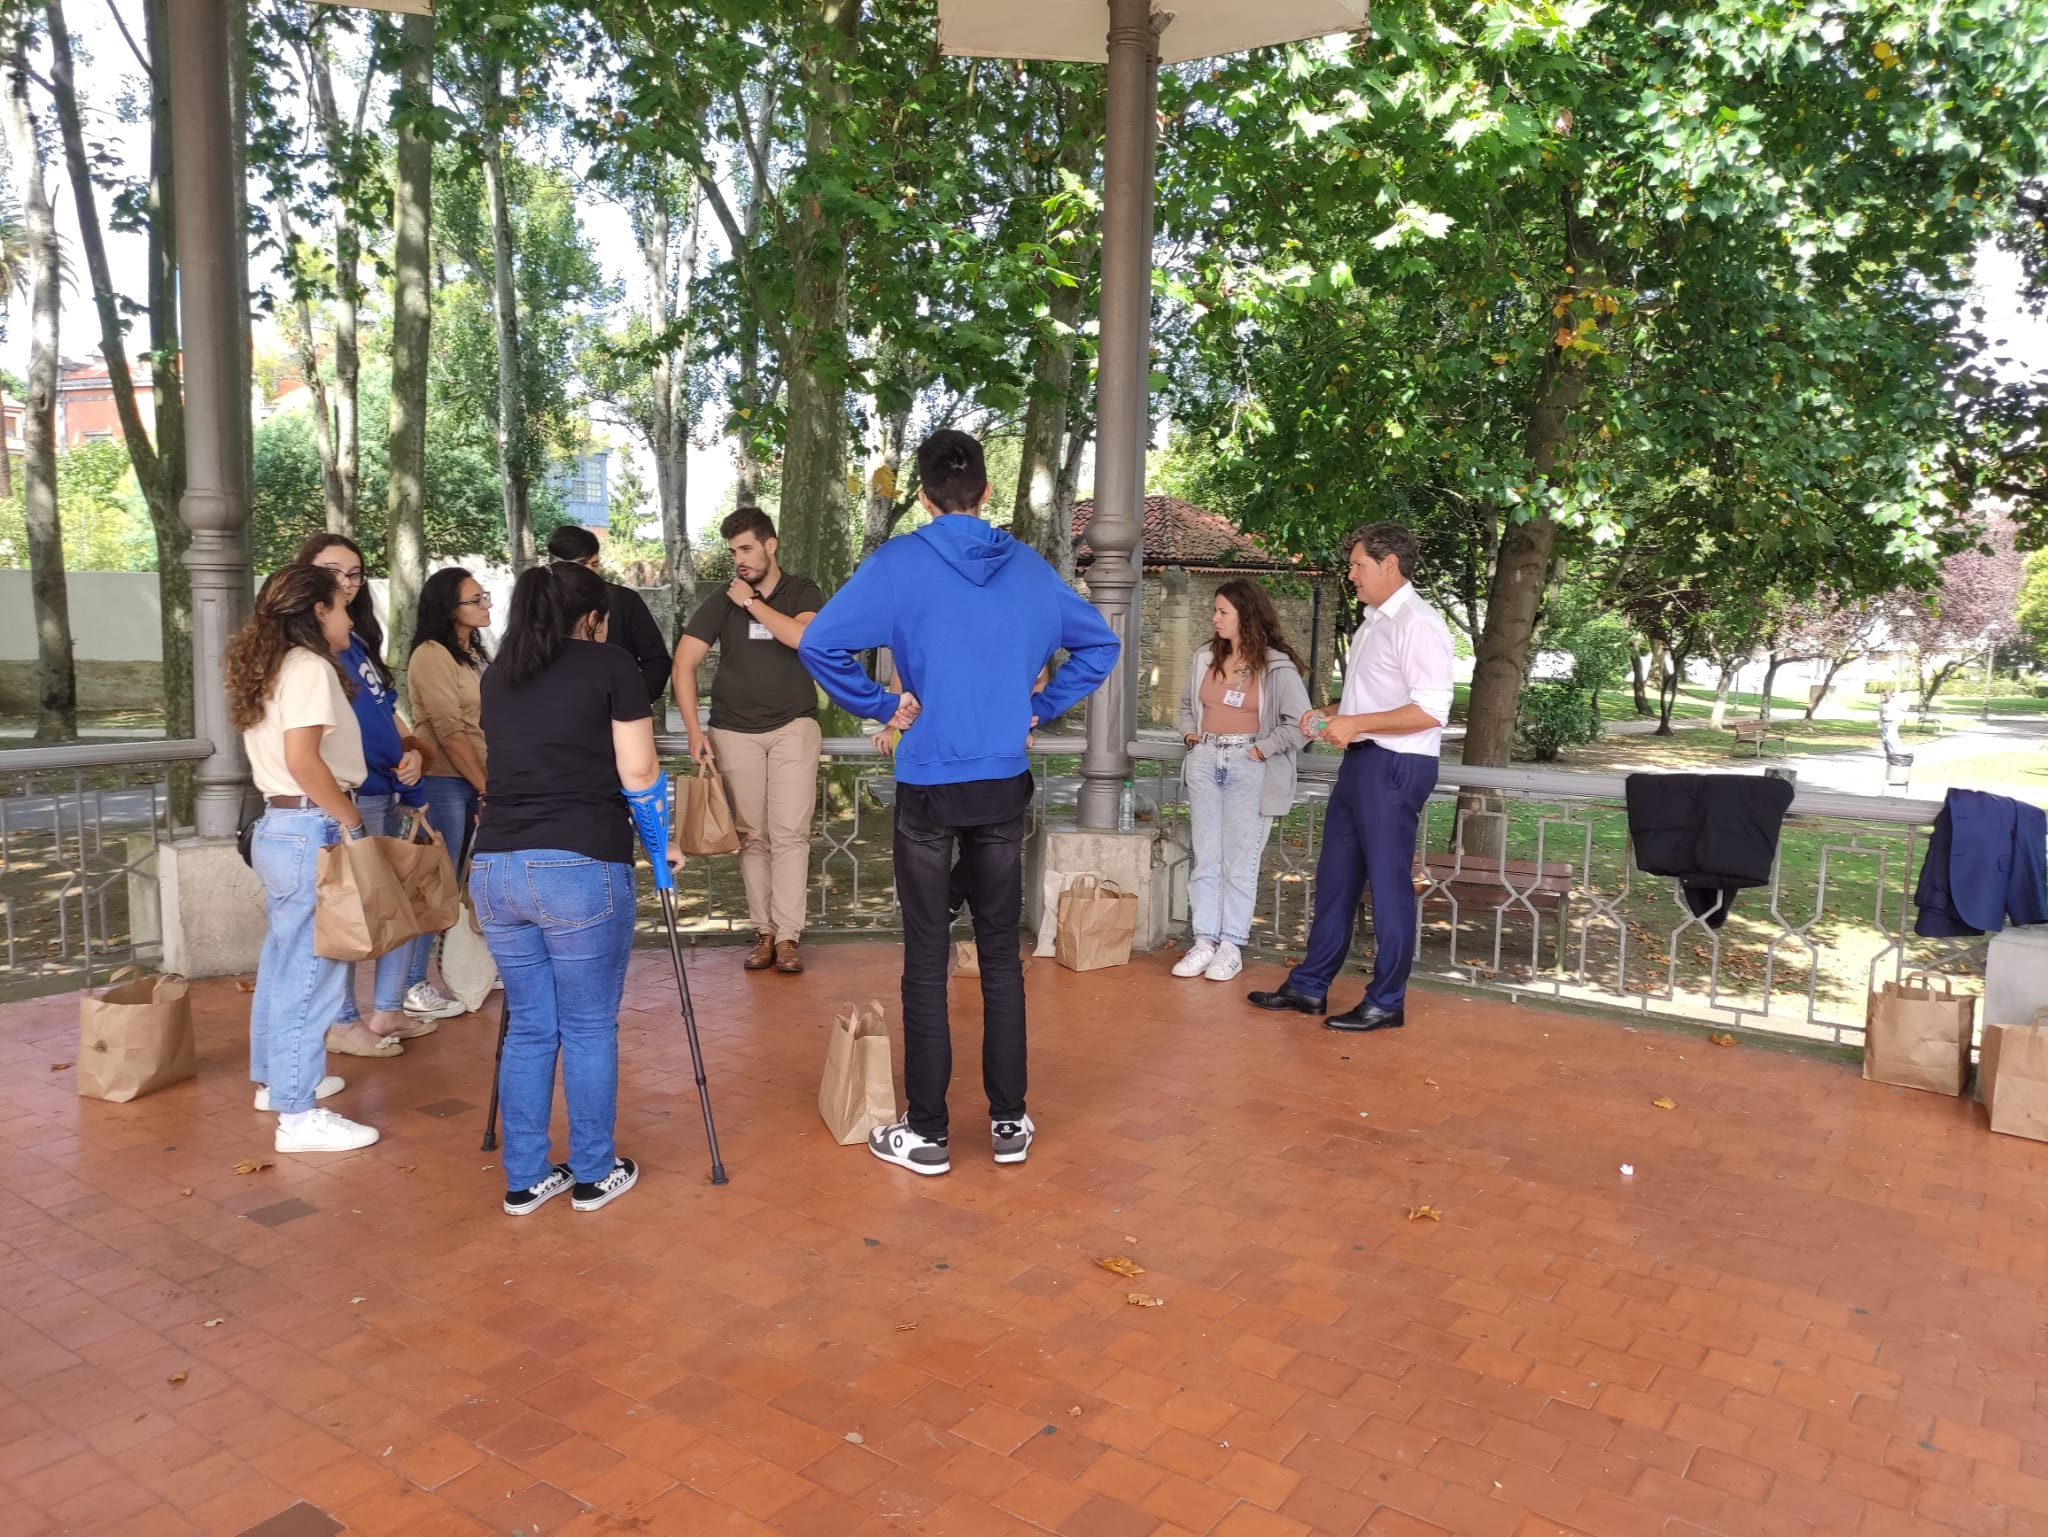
[295,534,455,1055]
[226,563,381,1153]
[409,566,493,877]
[1173,579,1313,983]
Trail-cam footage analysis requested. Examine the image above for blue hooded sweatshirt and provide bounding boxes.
[799,515,1121,787]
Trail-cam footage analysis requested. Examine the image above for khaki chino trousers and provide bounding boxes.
[709,718,822,941]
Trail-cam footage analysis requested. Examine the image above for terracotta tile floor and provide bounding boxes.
[7,944,2048,1537]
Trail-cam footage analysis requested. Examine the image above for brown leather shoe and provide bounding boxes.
[743,933,777,972]
[775,940,805,975]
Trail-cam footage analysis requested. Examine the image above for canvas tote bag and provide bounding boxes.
[676,764,741,857]
[1864,971,1975,1096]
[1982,1009,2048,1142]
[819,999,897,1144]
[77,967,196,1103]
[1055,876,1139,973]
[314,833,428,962]
[440,891,501,1014]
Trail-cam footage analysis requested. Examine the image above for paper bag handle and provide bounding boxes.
[1900,970,1954,998]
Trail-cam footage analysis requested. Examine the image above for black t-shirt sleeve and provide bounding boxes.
[611,587,669,703]
[784,577,826,616]
[682,592,729,647]
[602,644,655,724]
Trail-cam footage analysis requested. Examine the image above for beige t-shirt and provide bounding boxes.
[243,647,367,798]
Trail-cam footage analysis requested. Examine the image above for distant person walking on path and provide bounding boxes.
[546,525,671,705]
[1247,523,1454,1034]
[1173,579,1313,985]
[672,509,825,976]
[1879,688,1908,758]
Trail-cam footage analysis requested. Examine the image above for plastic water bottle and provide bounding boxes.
[1117,780,1136,833]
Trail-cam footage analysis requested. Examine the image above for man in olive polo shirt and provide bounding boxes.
[672,507,826,974]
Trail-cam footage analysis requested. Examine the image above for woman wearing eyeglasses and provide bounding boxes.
[410,568,494,882]
[296,534,458,1056]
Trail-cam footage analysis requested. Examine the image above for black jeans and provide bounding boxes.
[895,791,1028,1141]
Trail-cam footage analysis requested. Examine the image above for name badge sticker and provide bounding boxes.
[748,620,773,641]
[1222,689,1247,709]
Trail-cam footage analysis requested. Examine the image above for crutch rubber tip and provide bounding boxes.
[710,1165,729,1185]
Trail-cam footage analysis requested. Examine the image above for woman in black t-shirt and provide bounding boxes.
[472,562,664,1217]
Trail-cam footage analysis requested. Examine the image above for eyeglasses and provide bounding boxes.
[317,565,367,586]
[460,594,494,609]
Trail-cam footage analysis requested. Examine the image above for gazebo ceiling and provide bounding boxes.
[935,0,1368,66]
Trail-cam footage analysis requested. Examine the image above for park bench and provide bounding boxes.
[1730,718,1787,758]
[1363,852,1576,968]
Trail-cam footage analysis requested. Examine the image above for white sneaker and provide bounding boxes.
[403,982,466,1020]
[1173,939,1219,978]
[254,1076,343,1112]
[274,1107,380,1154]
[992,1114,1035,1165]
[867,1119,951,1177]
[1204,942,1244,983]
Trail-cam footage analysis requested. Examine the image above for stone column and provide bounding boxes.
[168,0,252,839]
[1077,0,1165,828]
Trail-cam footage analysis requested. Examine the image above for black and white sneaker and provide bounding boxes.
[868,1119,950,1177]
[991,1114,1034,1165]
[503,1164,572,1216]
[571,1157,638,1212]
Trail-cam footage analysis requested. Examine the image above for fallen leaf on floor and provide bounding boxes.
[1125,1292,1165,1308]
[397,1165,417,1174]
[351,1297,366,1305]
[232,1159,272,1175]
[1068,1406,1082,1417]
[1423,1078,1440,1090]
[844,1431,865,1444]
[894,1322,917,1332]
[202,1318,224,1329]
[49,1062,71,1072]
[167,1372,187,1387]
[234,980,256,993]
[1406,1205,1443,1222]
[1096,1256,1144,1278]
[1123,1235,1137,1245]
[1709,1033,1736,1047]
[1652,1097,1677,1110]
[178,1188,193,1197]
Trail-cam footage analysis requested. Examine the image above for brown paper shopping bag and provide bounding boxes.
[819,999,897,1145]
[385,815,460,937]
[77,967,195,1102]
[1055,876,1138,973]
[955,940,980,976]
[1864,971,1975,1096]
[676,765,741,857]
[314,834,427,962]
[1982,1009,2048,1142]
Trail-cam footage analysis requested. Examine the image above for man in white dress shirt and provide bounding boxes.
[1248,523,1455,1032]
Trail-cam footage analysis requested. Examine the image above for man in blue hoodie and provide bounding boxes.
[800,430,1121,1176]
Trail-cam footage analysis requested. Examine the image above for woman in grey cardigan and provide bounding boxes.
[1174,579,1314,982]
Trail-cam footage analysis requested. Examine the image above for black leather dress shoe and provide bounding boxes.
[1247,984,1327,1014]
[1323,1001,1405,1033]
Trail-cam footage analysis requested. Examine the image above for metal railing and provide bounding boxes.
[0,739,211,993]
[2,734,1976,1046]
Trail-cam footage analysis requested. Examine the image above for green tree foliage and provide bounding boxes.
[0,442,155,571]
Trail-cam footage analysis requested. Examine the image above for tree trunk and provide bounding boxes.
[307,18,366,538]
[1804,654,1854,721]
[776,0,862,591]
[384,12,434,697]
[1922,657,1964,706]
[1656,646,1689,734]
[1648,638,1669,707]
[859,395,910,556]
[276,201,347,530]
[480,65,534,572]
[644,181,699,617]
[1630,648,1649,715]
[1709,659,1739,728]
[0,383,11,501]
[4,32,74,739]
[1012,276,1084,558]
[1758,652,1784,721]
[1051,387,1090,585]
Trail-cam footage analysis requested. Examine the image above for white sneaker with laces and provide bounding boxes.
[403,981,466,1020]
[868,1119,951,1176]
[991,1114,1035,1165]
[254,1075,343,1112]
[1172,939,1218,978]
[274,1107,379,1154]
[1204,941,1244,983]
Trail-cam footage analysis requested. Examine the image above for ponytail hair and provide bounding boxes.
[496,561,612,686]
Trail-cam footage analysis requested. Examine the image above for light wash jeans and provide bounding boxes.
[420,775,480,874]
[336,793,432,1022]
[248,807,349,1112]
[1186,741,1273,947]
[471,849,636,1191]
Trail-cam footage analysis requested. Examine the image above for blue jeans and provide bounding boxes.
[1185,742,1273,947]
[471,850,635,1191]
[337,793,432,1022]
[420,775,479,875]
[249,807,349,1112]
[1289,744,1437,1010]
